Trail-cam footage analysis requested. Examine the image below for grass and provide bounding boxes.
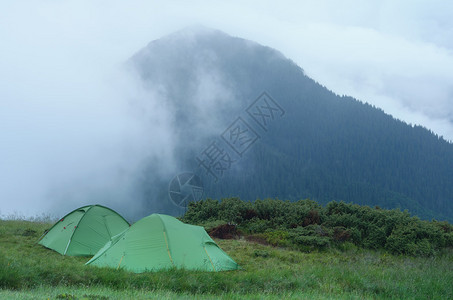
[1,219,452,299]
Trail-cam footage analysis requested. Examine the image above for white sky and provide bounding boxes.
[1,0,452,217]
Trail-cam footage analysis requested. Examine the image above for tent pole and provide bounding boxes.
[63,239,71,255]
[203,246,216,271]
[163,231,174,266]
[117,255,124,270]
[36,230,48,243]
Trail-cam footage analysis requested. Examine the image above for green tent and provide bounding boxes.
[86,214,239,272]
[38,204,130,256]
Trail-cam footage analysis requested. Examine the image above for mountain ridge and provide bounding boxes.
[128,27,453,222]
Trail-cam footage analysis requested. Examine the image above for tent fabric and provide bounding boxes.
[86,214,239,272]
[38,205,130,256]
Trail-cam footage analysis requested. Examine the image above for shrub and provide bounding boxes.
[291,235,330,249]
[263,230,290,247]
[218,197,252,224]
[288,226,331,249]
[385,221,443,256]
[245,219,273,234]
[183,197,453,256]
[183,198,220,224]
[332,226,351,242]
[209,224,238,239]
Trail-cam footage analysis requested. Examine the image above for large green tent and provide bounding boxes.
[86,214,239,272]
[38,205,130,256]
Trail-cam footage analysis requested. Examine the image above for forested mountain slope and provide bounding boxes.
[129,27,453,221]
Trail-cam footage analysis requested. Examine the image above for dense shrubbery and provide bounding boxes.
[183,198,453,256]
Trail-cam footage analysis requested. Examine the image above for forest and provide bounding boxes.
[133,29,453,222]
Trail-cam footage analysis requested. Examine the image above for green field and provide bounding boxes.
[1,219,452,299]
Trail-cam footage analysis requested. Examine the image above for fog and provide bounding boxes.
[1,0,452,218]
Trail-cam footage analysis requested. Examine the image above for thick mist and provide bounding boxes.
[0,62,177,220]
[2,0,453,219]
[0,26,240,220]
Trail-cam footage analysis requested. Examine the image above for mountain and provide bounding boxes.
[127,26,453,222]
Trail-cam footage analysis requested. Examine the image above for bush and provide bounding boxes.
[245,219,273,234]
[183,198,220,224]
[263,230,290,247]
[218,197,252,224]
[288,226,331,249]
[184,197,453,256]
[332,226,352,242]
[385,221,444,256]
[290,235,330,249]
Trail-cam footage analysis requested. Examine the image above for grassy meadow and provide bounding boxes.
[1,218,452,299]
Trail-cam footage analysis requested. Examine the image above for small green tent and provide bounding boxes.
[86,214,239,272]
[38,204,130,256]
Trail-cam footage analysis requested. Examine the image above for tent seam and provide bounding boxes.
[158,214,175,266]
[203,246,216,271]
[94,204,130,226]
[64,205,94,255]
[37,205,91,245]
[163,231,174,266]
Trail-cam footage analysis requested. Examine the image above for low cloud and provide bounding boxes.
[1,0,452,217]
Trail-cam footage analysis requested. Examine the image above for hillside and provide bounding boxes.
[1,217,452,299]
[128,27,453,222]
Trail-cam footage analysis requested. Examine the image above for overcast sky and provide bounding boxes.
[1,0,452,217]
